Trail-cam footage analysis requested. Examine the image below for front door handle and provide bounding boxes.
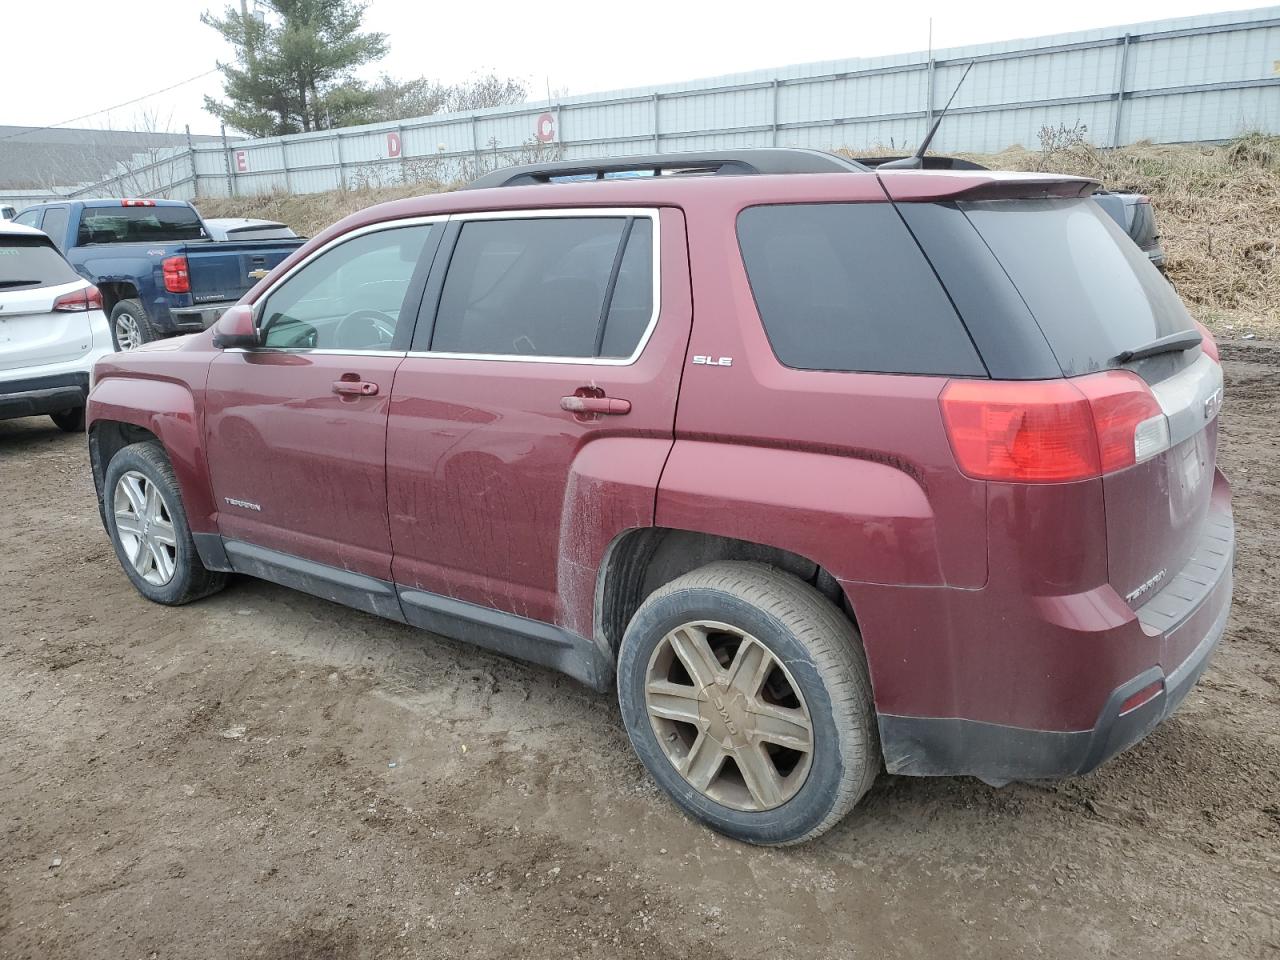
[560,395,631,416]
[332,377,378,396]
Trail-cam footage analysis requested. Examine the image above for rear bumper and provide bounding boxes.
[877,580,1229,784]
[0,371,91,420]
[872,469,1234,785]
[170,302,235,331]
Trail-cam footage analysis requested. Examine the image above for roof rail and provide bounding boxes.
[855,156,989,171]
[463,148,869,189]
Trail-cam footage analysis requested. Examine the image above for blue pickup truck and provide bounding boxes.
[11,199,304,349]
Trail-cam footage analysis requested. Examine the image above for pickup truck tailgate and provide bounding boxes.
[184,240,302,305]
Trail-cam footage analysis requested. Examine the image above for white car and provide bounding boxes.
[202,217,299,242]
[0,221,115,432]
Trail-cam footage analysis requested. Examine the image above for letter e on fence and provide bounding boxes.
[234,150,250,173]
[387,132,402,158]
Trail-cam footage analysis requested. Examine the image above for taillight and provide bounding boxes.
[1194,320,1220,362]
[940,371,1169,483]
[163,255,190,293]
[52,285,102,312]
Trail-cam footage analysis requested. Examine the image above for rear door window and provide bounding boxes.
[12,210,42,229]
[426,214,656,360]
[957,198,1194,376]
[39,207,69,249]
[76,206,207,245]
[736,203,984,376]
[0,234,80,290]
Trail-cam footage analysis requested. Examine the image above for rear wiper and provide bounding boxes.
[0,279,39,289]
[1115,329,1204,364]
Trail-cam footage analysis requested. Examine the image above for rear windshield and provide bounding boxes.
[958,198,1193,375]
[736,203,984,376]
[0,235,80,290]
[76,206,207,245]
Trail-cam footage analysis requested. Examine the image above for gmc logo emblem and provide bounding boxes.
[1203,386,1223,421]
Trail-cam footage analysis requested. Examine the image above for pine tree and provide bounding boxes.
[203,0,388,136]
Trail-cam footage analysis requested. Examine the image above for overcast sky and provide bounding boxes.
[2,0,1267,135]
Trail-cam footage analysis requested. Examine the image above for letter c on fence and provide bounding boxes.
[387,132,402,158]
[536,112,555,144]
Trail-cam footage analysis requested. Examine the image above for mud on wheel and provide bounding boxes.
[616,561,879,846]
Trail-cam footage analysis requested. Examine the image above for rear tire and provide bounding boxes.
[50,407,85,433]
[102,440,226,605]
[110,299,158,351]
[617,561,880,846]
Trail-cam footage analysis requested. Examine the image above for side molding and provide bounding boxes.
[223,540,405,622]
[398,588,611,691]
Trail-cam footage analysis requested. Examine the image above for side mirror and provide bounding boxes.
[211,304,260,349]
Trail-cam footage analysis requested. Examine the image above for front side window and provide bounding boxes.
[428,214,656,360]
[260,224,434,351]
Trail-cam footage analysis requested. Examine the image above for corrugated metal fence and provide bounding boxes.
[10,6,1280,207]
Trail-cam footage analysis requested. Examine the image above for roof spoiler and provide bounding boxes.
[464,148,869,189]
[877,171,1100,202]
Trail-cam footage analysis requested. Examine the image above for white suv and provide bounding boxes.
[1,221,115,432]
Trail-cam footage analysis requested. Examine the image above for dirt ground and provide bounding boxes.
[1,343,1278,960]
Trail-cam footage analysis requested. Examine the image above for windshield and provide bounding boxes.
[76,206,207,245]
[0,235,80,290]
[959,198,1194,375]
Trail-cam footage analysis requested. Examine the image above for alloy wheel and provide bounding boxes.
[644,620,814,812]
[113,470,177,586]
[114,313,141,351]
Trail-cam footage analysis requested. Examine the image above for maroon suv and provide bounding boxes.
[87,149,1232,845]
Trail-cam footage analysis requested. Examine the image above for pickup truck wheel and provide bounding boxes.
[617,561,880,846]
[103,440,227,605]
[110,299,157,351]
[49,407,85,432]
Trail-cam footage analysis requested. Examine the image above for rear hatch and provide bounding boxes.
[892,183,1220,615]
[184,239,304,305]
[0,235,94,371]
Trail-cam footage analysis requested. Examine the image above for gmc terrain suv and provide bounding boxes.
[87,149,1232,846]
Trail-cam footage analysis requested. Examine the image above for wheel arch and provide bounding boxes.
[87,379,218,535]
[96,282,141,317]
[595,527,854,662]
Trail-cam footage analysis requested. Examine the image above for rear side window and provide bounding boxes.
[428,215,656,360]
[736,204,984,376]
[958,198,1193,376]
[40,207,69,249]
[0,235,80,290]
[76,206,206,245]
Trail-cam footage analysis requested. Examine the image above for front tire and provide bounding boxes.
[102,440,226,605]
[617,561,879,846]
[110,299,158,351]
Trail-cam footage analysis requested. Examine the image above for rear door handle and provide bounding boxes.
[560,395,631,415]
[332,378,379,396]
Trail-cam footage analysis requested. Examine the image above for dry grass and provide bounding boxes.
[197,183,443,239]
[195,134,1280,337]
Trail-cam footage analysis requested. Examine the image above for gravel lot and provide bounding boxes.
[2,342,1278,960]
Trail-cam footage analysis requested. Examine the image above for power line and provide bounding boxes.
[0,68,222,143]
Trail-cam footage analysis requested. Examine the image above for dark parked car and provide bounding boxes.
[86,148,1230,846]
